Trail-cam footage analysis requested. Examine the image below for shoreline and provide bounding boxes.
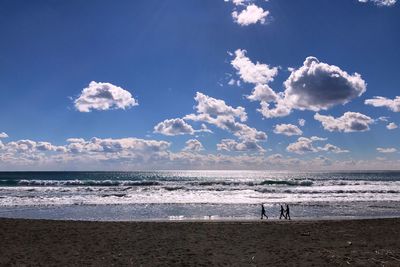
[2,215,400,222]
[1,217,399,266]
[1,200,400,221]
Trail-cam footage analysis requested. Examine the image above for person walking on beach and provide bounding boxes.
[285,204,291,220]
[261,204,268,219]
[279,205,286,219]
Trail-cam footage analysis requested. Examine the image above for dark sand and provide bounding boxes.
[0,218,399,266]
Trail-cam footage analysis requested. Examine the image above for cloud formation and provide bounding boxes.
[283,57,366,111]
[387,122,398,130]
[358,0,397,6]
[0,132,8,138]
[184,92,267,141]
[314,112,374,132]
[74,81,138,112]
[231,54,366,119]
[365,96,400,112]
[286,136,348,154]
[262,56,366,117]
[1,136,399,171]
[232,4,269,26]
[183,139,204,152]
[377,147,397,153]
[273,124,303,136]
[231,49,278,86]
[286,137,323,154]
[154,118,195,136]
[217,139,265,152]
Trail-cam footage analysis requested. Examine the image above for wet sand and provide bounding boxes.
[0,218,399,266]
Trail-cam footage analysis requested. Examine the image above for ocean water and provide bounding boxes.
[0,170,399,220]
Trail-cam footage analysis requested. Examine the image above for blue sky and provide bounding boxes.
[0,0,399,170]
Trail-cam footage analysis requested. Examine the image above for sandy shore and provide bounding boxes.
[0,218,399,266]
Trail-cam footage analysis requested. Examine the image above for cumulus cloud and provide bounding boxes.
[183,139,204,152]
[217,139,265,152]
[154,118,195,136]
[191,92,247,121]
[377,147,397,153]
[238,56,366,119]
[231,49,278,86]
[66,137,170,155]
[387,122,398,130]
[0,132,8,138]
[378,116,389,122]
[184,92,267,141]
[365,96,400,112]
[318,144,349,154]
[74,81,138,112]
[0,136,398,170]
[232,4,269,26]
[197,124,213,134]
[273,124,303,136]
[286,137,320,154]
[314,112,374,132]
[225,0,248,6]
[298,119,306,127]
[283,57,366,111]
[358,0,397,6]
[2,139,65,154]
[247,84,278,102]
[258,100,291,118]
[286,136,347,154]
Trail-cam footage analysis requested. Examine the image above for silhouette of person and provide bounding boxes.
[285,204,291,220]
[261,204,268,219]
[279,205,286,219]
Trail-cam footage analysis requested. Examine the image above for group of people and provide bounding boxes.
[261,204,291,220]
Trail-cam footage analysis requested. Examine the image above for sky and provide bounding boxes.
[0,0,399,170]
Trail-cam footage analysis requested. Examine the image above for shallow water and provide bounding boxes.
[0,170,399,220]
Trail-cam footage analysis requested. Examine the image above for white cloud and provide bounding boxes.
[250,56,366,118]
[387,122,398,130]
[217,139,265,152]
[365,96,400,112]
[258,99,291,118]
[298,119,306,127]
[231,49,278,85]
[197,124,213,134]
[191,92,247,121]
[273,124,303,136]
[0,132,8,138]
[183,139,204,152]
[286,137,320,154]
[318,144,349,154]
[227,79,241,86]
[2,139,65,154]
[184,92,267,141]
[378,116,389,122]
[377,147,397,153]
[286,136,347,154]
[314,112,374,132]
[247,84,278,102]
[66,137,170,154]
[283,57,366,112]
[66,138,86,143]
[154,118,195,136]
[74,81,138,112]
[225,0,250,6]
[358,0,397,6]
[0,136,398,170]
[232,4,269,26]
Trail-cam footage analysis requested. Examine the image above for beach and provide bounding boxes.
[0,218,399,266]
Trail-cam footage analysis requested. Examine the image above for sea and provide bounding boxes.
[0,170,399,221]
